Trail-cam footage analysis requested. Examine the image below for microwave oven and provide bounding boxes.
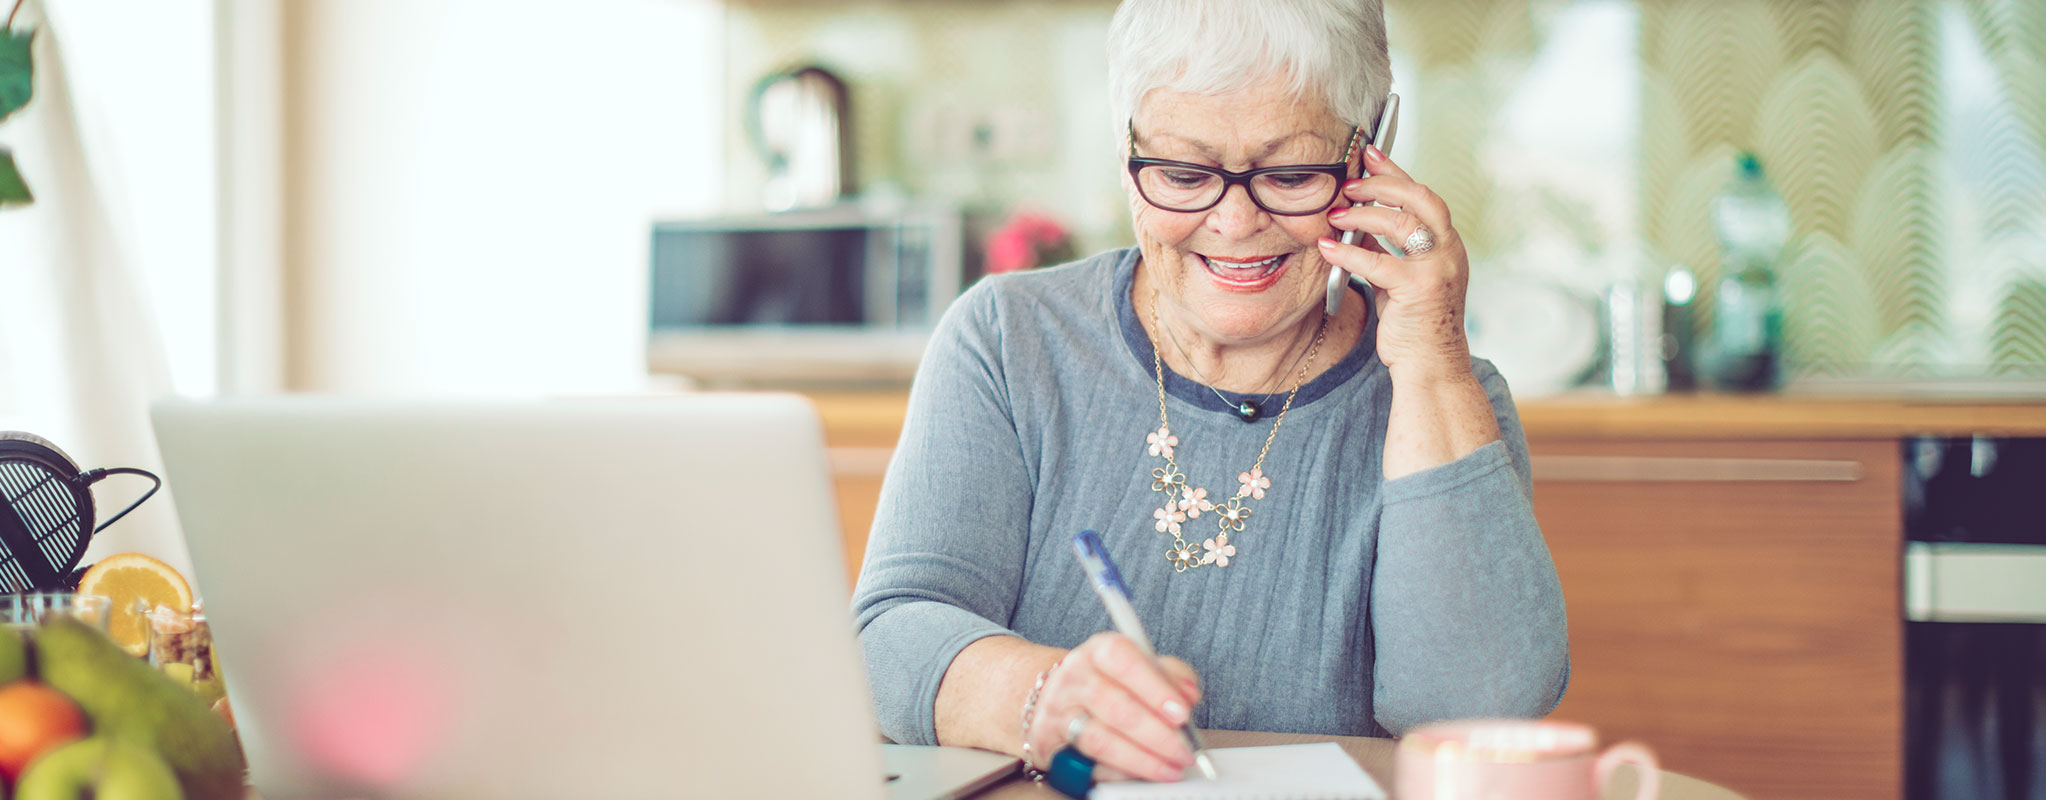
[646,202,964,383]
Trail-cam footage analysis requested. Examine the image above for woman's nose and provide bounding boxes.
[1204,184,1269,239]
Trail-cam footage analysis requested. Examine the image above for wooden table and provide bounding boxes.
[976,729,1746,799]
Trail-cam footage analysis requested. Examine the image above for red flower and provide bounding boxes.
[984,210,1072,273]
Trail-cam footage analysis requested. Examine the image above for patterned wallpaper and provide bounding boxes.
[1388,0,2046,379]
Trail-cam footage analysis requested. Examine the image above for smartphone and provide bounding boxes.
[1325,92,1401,317]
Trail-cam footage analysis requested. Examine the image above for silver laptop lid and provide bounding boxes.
[152,395,885,799]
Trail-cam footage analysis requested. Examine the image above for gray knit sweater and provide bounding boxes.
[851,248,1567,746]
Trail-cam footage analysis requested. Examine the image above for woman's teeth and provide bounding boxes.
[1200,254,1286,278]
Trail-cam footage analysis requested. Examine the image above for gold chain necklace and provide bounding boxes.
[1162,314,1316,423]
[1145,294,1327,572]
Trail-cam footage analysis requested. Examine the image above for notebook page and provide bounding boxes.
[1089,743,1386,800]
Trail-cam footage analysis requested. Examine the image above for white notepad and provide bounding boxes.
[1089,743,1386,800]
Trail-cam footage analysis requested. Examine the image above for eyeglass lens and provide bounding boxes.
[1135,166,1340,214]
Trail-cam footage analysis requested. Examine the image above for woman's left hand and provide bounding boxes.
[1317,145,1473,384]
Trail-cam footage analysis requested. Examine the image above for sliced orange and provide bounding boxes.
[76,553,193,657]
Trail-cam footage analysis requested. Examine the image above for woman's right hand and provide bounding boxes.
[1029,632,1203,783]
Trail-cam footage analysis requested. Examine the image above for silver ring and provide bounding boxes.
[1402,224,1436,256]
[1064,711,1090,744]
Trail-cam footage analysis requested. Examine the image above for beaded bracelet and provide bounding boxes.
[1018,658,1063,782]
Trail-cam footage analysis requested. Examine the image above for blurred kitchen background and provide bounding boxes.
[4,1,2046,799]
[3,0,2042,402]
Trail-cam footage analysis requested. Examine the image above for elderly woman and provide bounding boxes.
[852,0,1567,783]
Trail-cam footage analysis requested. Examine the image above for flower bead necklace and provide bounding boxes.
[1146,294,1327,572]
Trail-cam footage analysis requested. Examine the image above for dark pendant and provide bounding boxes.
[1234,400,1263,422]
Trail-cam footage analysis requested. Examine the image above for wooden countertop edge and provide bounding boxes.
[1510,395,2046,439]
[803,391,2046,441]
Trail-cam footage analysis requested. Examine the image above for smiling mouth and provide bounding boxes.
[1199,253,1288,284]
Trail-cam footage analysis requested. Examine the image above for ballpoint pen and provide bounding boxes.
[1070,529,1219,781]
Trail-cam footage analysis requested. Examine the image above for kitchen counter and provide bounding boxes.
[1514,392,2046,439]
[808,391,2046,443]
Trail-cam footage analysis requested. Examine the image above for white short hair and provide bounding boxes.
[1107,0,1391,135]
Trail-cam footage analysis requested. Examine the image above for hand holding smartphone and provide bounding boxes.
[1325,93,1402,317]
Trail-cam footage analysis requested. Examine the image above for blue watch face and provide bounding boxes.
[1072,529,1130,596]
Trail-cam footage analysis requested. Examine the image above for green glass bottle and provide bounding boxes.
[1706,152,1789,390]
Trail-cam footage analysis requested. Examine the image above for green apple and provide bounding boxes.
[0,627,24,683]
[34,618,242,800]
[15,737,182,800]
[159,663,194,687]
[189,678,225,709]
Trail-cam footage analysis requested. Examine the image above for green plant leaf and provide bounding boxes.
[0,148,31,207]
[0,31,32,124]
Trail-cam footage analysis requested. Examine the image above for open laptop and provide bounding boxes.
[152,395,1016,799]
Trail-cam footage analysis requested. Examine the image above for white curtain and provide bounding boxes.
[0,0,192,578]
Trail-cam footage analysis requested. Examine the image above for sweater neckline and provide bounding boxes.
[1113,247,1378,419]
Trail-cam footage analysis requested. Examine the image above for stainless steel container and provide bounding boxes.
[748,66,853,212]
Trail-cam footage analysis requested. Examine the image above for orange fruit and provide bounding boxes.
[0,682,88,780]
[76,553,194,657]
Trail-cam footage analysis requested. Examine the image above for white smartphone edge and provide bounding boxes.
[1326,92,1401,317]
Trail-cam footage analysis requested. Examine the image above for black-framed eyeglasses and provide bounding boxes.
[1126,125,1362,216]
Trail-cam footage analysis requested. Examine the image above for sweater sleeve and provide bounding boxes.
[850,280,1034,746]
[1367,359,1569,735]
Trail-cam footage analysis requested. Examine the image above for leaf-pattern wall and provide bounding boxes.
[1848,146,1943,344]
[1755,54,1881,243]
[1849,2,1939,151]
[1387,0,1537,263]
[1386,0,2044,377]
[1779,231,1882,373]
[1994,280,2046,372]
[1633,0,2034,376]
[1655,1,1782,165]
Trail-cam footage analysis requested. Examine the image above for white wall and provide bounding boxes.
[48,0,219,397]
[0,0,219,576]
[283,0,724,394]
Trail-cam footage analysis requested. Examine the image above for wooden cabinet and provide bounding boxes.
[1529,439,1902,800]
[815,392,909,590]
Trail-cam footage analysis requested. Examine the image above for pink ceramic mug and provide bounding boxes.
[1396,719,1659,800]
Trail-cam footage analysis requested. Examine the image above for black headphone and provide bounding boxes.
[0,432,161,592]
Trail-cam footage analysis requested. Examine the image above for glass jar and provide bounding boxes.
[143,605,226,709]
[0,593,113,631]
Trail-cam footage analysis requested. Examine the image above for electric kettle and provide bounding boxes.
[747,65,852,212]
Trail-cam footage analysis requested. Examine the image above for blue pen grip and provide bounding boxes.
[1072,529,1131,598]
[1046,747,1096,798]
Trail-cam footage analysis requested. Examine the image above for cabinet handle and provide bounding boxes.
[1532,455,1863,482]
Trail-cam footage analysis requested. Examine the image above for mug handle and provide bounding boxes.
[1593,741,1660,800]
